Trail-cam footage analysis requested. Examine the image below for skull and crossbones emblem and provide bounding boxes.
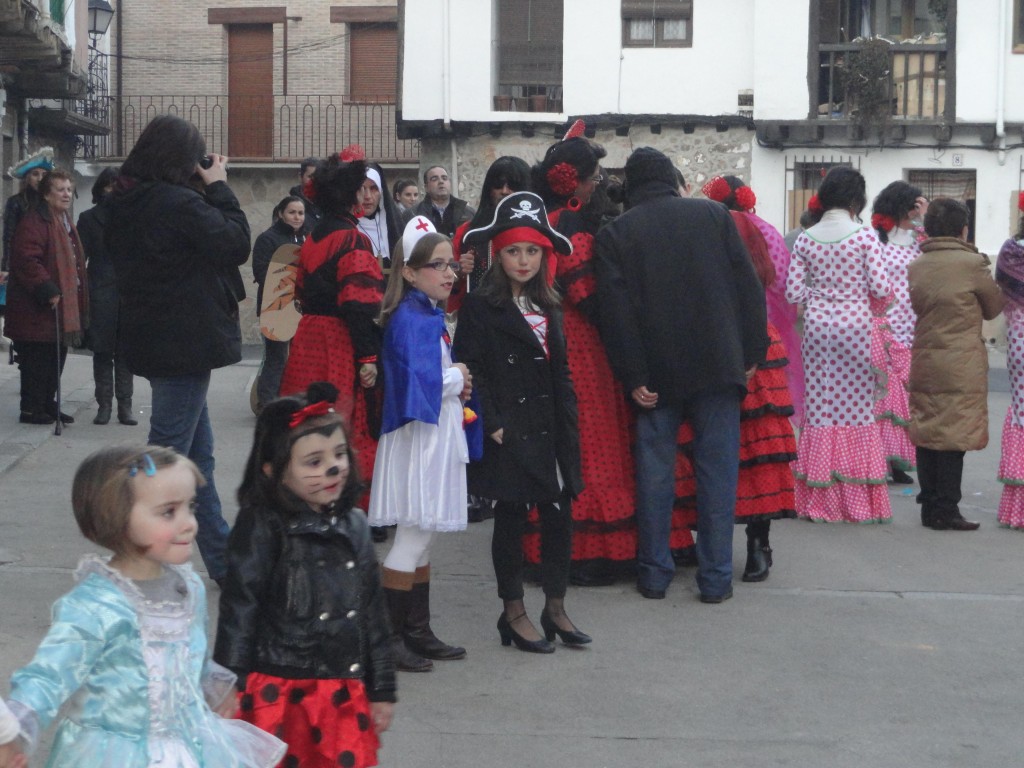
[509,200,541,222]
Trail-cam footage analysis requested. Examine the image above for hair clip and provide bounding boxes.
[128,454,157,477]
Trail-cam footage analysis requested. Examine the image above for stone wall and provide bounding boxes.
[419,123,756,208]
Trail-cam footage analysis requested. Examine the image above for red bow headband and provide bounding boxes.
[289,400,334,429]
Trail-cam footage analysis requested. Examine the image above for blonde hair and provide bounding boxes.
[379,231,451,326]
[72,444,203,556]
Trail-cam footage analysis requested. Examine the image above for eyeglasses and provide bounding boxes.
[420,260,458,273]
[588,174,604,184]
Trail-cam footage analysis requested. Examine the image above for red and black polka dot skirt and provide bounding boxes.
[239,672,380,768]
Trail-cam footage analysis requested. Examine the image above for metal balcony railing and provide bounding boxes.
[82,95,419,163]
[817,43,948,121]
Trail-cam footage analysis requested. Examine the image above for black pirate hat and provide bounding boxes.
[462,192,573,255]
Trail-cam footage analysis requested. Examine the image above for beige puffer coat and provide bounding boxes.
[908,237,1005,451]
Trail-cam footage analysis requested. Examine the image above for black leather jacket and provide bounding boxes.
[214,497,396,703]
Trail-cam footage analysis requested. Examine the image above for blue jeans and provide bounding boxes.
[634,391,741,597]
[148,371,229,581]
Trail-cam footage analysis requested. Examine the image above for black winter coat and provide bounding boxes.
[452,292,582,504]
[594,182,769,408]
[214,497,396,703]
[103,180,250,378]
[78,204,121,355]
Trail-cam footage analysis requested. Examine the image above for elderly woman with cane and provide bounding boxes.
[6,169,89,426]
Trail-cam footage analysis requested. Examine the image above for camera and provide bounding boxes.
[198,155,214,170]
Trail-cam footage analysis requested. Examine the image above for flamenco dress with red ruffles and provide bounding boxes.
[279,213,385,508]
[671,323,797,534]
[996,241,1024,529]
[522,207,675,583]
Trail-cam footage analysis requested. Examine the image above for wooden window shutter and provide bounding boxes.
[350,23,398,102]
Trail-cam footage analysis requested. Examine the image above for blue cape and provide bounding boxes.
[381,290,483,459]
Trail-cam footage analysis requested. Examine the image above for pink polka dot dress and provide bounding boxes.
[872,232,920,472]
[786,211,893,523]
[997,303,1024,529]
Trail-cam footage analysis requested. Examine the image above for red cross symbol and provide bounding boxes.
[415,218,430,232]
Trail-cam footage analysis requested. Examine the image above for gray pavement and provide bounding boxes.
[1,346,1022,768]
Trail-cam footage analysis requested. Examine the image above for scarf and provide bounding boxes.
[48,207,88,343]
[996,237,1024,310]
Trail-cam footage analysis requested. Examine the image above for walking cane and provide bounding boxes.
[53,301,62,437]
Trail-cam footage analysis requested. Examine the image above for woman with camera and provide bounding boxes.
[104,115,251,586]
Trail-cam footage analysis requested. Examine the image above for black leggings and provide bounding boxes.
[492,494,572,601]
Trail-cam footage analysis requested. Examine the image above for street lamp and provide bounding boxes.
[88,0,114,38]
[84,0,115,158]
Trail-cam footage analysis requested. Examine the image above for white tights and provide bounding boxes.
[382,525,435,573]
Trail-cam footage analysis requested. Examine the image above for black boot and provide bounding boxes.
[741,522,771,582]
[117,400,138,426]
[93,356,113,425]
[381,569,433,672]
[403,569,466,660]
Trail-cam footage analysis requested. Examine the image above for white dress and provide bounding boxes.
[368,337,469,531]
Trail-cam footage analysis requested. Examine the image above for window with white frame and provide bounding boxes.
[622,0,692,48]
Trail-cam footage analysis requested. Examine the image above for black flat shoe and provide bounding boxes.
[49,411,74,424]
[19,412,56,425]
[889,467,915,484]
[540,609,592,646]
[497,612,555,654]
[944,517,980,531]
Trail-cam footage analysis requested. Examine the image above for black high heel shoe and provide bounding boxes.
[497,613,555,654]
[540,609,592,646]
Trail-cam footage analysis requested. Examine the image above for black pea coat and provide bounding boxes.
[78,204,121,355]
[452,292,583,504]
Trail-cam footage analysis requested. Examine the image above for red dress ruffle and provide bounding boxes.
[672,324,797,534]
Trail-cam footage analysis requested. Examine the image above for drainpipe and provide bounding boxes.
[441,0,458,193]
[997,0,1008,164]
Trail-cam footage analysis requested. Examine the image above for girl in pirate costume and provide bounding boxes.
[279,147,386,508]
[454,191,589,654]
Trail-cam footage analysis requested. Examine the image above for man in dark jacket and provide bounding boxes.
[595,147,768,604]
[402,165,475,238]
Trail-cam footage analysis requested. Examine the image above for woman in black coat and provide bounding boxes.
[453,191,588,655]
[78,167,136,426]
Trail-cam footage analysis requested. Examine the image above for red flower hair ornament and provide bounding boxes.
[701,176,731,203]
[808,195,824,215]
[338,144,366,163]
[547,162,580,198]
[734,186,757,212]
[871,213,897,233]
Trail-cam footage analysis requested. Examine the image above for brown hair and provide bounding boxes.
[38,169,74,199]
[476,242,561,313]
[924,197,970,239]
[379,232,451,326]
[72,444,203,556]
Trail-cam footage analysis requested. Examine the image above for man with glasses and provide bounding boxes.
[403,165,475,240]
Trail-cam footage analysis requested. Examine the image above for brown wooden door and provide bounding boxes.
[228,24,273,157]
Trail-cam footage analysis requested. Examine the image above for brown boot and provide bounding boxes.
[381,567,432,672]
[403,565,466,660]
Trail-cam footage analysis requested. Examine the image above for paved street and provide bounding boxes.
[1,348,1022,768]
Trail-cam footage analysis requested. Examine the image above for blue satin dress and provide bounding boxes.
[8,556,284,767]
